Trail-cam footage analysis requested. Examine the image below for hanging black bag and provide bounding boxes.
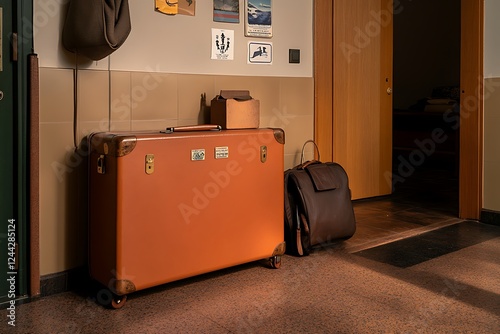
[62,0,132,60]
[284,140,356,256]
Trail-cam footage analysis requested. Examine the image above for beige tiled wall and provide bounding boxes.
[39,67,314,275]
[483,78,500,212]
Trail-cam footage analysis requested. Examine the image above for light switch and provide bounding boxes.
[289,49,300,64]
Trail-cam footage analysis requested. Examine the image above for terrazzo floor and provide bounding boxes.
[1,168,499,333]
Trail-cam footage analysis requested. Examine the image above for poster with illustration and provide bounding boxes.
[211,29,234,60]
[213,0,239,23]
[244,0,272,38]
[155,0,196,16]
[248,42,272,64]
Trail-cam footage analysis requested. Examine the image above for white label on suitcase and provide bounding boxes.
[191,149,206,161]
[215,146,229,159]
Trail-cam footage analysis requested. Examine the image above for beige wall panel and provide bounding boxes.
[483,77,500,211]
[110,71,132,131]
[39,68,74,123]
[77,70,110,123]
[40,123,85,275]
[280,77,315,117]
[130,72,178,122]
[177,74,216,122]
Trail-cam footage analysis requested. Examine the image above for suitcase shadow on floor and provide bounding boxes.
[72,240,352,308]
[76,258,275,308]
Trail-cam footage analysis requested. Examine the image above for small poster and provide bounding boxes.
[213,0,239,23]
[155,0,196,16]
[211,29,234,60]
[248,42,272,64]
[244,0,272,38]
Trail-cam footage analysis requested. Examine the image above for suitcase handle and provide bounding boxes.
[164,124,222,133]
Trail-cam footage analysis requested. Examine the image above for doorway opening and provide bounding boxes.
[391,0,461,217]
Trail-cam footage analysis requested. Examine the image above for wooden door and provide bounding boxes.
[315,0,483,218]
[316,0,393,200]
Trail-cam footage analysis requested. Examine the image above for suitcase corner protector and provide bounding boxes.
[90,133,137,157]
[272,242,286,256]
[272,128,285,145]
[113,279,137,295]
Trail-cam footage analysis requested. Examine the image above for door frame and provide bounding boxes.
[314,0,483,220]
[1,0,36,303]
[18,0,39,298]
[459,0,483,219]
[0,0,16,303]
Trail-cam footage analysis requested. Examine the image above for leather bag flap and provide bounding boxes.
[305,163,339,191]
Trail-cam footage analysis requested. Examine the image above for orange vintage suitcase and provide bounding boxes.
[88,125,285,308]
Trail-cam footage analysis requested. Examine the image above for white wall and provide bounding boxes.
[485,0,500,78]
[483,0,500,212]
[34,0,313,77]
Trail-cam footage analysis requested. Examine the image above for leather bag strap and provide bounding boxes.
[295,205,304,256]
[284,171,296,243]
[286,172,312,256]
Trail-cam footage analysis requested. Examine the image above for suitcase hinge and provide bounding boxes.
[145,154,155,175]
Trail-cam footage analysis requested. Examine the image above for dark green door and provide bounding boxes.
[0,1,16,303]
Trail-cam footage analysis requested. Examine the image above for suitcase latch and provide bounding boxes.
[97,155,106,174]
[260,146,267,163]
[145,154,155,175]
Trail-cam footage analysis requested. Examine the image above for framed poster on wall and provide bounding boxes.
[248,42,272,64]
[213,0,239,23]
[244,0,272,38]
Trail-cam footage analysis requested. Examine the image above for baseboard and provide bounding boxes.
[40,266,89,297]
[1,268,88,309]
[481,209,500,227]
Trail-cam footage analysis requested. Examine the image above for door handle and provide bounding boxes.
[386,87,392,95]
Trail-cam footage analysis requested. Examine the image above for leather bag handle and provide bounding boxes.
[300,140,321,164]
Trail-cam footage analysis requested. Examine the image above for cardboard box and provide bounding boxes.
[210,90,260,129]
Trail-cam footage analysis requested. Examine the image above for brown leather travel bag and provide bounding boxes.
[284,141,356,256]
